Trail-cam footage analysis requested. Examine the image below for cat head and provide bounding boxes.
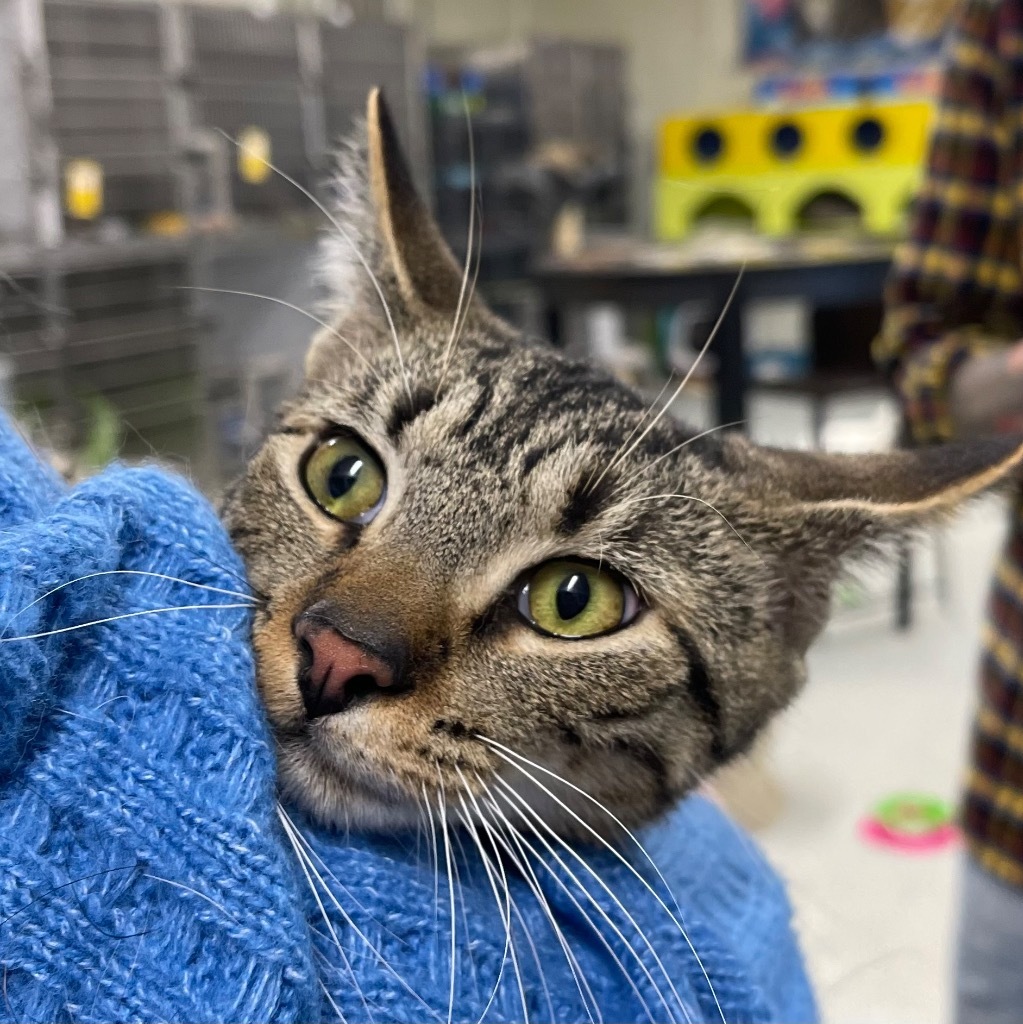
[223,89,1023,838]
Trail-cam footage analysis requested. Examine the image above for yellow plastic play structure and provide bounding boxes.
[655,100,934,239]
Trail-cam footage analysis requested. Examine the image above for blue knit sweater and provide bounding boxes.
[0,412,817,1024]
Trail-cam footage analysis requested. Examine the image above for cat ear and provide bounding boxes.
[309,89,498,379]
[365,87,470,316]
[721,433,1023,648]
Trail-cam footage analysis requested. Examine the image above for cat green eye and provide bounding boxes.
[302,435,387,524]
[517,560,641,639]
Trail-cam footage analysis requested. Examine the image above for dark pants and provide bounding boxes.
[955,853,1023,1024]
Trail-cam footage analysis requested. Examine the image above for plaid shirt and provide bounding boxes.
[875,0,1023,888]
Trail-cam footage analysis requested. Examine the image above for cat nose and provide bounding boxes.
[294,615,406,719]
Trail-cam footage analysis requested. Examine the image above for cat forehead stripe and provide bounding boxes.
[670,626,725,764]
[386,384,440,439]
[559,469,619,535]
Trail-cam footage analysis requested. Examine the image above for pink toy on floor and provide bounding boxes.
[859,793,959,854]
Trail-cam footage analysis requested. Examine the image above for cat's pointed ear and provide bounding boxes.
[309,89,499,379]
[721,433,1023,648]
[365,87,469,316]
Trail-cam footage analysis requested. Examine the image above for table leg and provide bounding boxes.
[713,293,747,430]
[544,301,563,348]
[896,537,913,631]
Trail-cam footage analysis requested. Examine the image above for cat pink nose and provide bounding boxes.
[295,619,397,718]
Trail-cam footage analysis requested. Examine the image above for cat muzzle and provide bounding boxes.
[294,604,410,718]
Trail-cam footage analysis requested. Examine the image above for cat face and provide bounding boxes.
[222,90,1023,838]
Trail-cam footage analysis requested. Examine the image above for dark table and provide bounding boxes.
[532,236,894,429]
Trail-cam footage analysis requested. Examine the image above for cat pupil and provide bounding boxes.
[556,573,590,621]
[328,456,363,500]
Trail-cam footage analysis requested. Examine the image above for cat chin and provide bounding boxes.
[275,735,427,832]
[274,730,648,841]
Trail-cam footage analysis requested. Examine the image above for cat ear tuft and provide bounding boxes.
[722,433,1023,649]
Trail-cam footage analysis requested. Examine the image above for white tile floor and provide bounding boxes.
[720,394,1014,1024]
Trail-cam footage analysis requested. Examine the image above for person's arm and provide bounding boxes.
[874,0,1023,442]
[949,342,1023,436]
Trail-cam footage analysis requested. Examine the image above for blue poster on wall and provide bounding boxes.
[745,0,957,72]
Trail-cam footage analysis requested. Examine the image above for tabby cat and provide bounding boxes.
[222,89,1023,841]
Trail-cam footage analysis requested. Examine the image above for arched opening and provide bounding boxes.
[796,189,863,232]
[691,194,756,230]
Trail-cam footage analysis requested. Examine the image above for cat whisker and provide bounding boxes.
[141,873,234,922]
[478,780,606,1024]
[477,785,605,1024]
[188,552,268,604]
[492,779,692,1024]
[276,805,372,1022]
[92,694,129,712]
[454,796,514,1024]
[435,772,459,1024]
[584,376,675,493]
[440,92,478,387]
[0,603,253,643]
[178,286,379,379]
[278,803,429,1010]
[216,128,413,405]
[475,805,574,1020]
[590,266,746,495]
[479,785,562,1024]
[456,768,532,1024]
[485,743,726,1024]
[637,420,747,483]
[504,868,557,1024]
[318,978,348,1024]
[450,158,485,365]
[3,569,258,637]
[53,706,105,725]
[421,782,442,937]
[278,802,409,943]
[618,491,755,553]
[446,816,483,1004]
[478,738,678,885]
[479,736,728,1015]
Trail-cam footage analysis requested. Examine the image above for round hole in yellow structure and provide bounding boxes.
[691,125,726,166]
